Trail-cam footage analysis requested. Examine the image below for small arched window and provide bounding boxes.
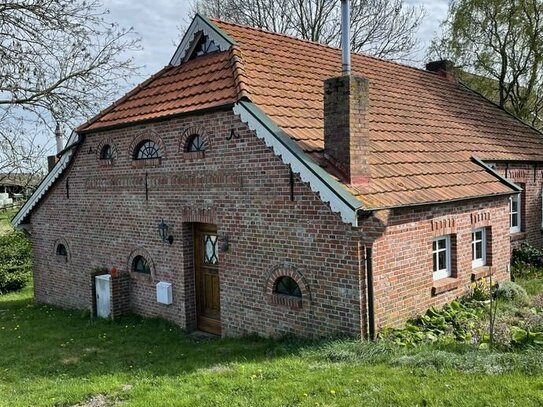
[134,140,161,160]
[56,243,68,259]
[274,276,302,298]
[186,134,204,152]
[132,255,151,274]
[100,144,113,160]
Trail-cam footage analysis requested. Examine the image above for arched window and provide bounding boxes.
[186,134,204,152]
[134,140,161,160]
[274,276,302,298]
[100,144,113,160]
[132,255,151,274]
[56,243,67,256]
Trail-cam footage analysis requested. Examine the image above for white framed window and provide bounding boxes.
[432,235,451,280]
[509,193,521,234]
[472,228,487,268]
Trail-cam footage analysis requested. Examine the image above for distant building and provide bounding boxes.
[0,173,41,200]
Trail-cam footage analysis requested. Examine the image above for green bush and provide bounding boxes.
[0,231,31,294]
[495,281,529,305]
[511,243,543,278]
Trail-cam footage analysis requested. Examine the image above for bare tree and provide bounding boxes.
[0,0,140,181]
[429,0,543,130]
[190,0,424,61]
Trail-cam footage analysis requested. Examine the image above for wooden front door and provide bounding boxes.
[194,223,221,335]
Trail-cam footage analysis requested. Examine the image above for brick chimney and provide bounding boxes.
[323,0,370,186]
[426,60,455,81]
[324,76,371,185]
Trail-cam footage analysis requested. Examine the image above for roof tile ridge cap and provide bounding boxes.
[229,45,251,101]
[77,65,173,132]
[211,18,434,77]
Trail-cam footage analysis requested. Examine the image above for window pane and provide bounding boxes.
[475,231,482,241]
[438,238,446,250]
[475,241,483,259]
[438,250,446,270]
[204,234,218,265]
[512,213,519,227]
[432,240,436,251]
[433,252,437,272]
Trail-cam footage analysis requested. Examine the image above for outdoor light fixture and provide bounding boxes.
[158,219,174,245]
[219,234,229,252]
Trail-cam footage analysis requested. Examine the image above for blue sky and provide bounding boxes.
[41,1,451,155]
[105,0,451,82]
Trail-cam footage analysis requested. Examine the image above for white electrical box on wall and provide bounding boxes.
[156,281,173,305]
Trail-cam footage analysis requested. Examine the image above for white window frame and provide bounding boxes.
[471,228,487,269]
[432,235,451,281]
[509,193,521,234]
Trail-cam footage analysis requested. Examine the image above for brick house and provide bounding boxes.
[12,15,543,337]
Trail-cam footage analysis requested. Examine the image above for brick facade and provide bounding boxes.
[27,108,514,337]
[29,109,365,337]
[490,162,543,249]
[371,197,511,328]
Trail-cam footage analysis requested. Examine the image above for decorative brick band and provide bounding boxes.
[470,211,491,227]
[264,262,311,309]
[52,237,71,264]
[127,248,156,280]
[180,207,216,224]
[431,217,456,236]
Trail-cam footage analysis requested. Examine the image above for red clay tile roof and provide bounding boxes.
[78,18,530,209]
[79,49,240,132]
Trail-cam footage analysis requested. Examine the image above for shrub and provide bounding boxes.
[0,231,31,294]
[511,243,543,278]
[495,281,529,305]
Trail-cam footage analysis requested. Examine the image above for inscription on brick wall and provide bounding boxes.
[85,171,243,191]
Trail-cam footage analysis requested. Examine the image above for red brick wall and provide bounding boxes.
[371,196,511,329]
[491,163,543,249]
[29,109,366,337]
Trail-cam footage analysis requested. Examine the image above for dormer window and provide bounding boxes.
[189,35,220,60]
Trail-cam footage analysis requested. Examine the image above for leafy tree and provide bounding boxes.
[190,0,424,61]
[429,0,543,130]
[0,0,140,181]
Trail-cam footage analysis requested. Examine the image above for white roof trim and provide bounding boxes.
[170,14,234,66]
[12,131,80,228]
[233,101,362,226]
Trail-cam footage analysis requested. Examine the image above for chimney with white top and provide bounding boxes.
[323,0,370,185]
[55,123,64,154]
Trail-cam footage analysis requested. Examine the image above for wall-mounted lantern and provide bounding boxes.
[158,219,174,245]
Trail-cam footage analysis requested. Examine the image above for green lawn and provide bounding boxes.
[0,208,17,236]
[0,287,543,406]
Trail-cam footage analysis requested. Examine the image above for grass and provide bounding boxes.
[1,286,543,406]
[0,207,17,235]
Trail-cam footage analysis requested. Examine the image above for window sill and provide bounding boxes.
[129,272,152,282]
[510,232,527,242]
[270,294,302,309]
[471,266,491,281]
[183,151,205,160]
[131,158,161,168]
[99,159,114,167]
[432,277,460,296]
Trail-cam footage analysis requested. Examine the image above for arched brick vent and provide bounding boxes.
[129,130,166,168]
[264,262,311,309]
[53,238,71,264]
[179,125,210,160]
[127,248,156,280]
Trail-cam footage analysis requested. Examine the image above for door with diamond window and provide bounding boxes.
[194,224,221,335]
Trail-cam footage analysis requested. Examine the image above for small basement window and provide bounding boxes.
[432,236,451,280]
[274,276,302,298]
[134,140,161,160]
[132,255,151,274]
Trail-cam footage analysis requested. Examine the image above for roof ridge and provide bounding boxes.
[209,17,432,77]
[229,45,251,101]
